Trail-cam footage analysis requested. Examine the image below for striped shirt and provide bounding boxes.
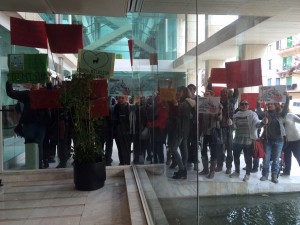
[234,116,252,145]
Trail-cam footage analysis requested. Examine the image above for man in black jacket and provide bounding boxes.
[6,81,50,169]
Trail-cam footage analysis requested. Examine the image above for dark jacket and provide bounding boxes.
[220,88,239,127]
[256,96,289,140]
[174,98,195,139]
[6,81,50,126]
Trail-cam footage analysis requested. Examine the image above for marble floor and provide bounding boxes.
[1,140,300,225]
[0,167,147,225]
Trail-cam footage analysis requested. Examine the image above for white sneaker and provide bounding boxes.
[229,171,240,178]
[243,174,250,182]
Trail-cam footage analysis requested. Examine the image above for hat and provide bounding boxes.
[239,99,249,105]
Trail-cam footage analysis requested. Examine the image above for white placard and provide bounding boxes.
[259,85,286,103]
[198,97,220,114]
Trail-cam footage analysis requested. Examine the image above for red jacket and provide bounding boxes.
[148,103,169,130]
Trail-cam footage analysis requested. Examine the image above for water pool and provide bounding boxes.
[160,193,300,225]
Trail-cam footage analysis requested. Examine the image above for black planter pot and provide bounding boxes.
[73,160,106,191]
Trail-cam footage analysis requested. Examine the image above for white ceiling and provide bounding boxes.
[1,0,300,66]
[0,0,299,18]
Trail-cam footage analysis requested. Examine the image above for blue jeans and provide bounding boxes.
[262,139,284,176]
[216,127,233,169]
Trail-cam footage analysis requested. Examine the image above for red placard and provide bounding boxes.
[210,68,227,84]
[90,97,109,118]
[30,89,62,109]
[226,58,262,89]
[46,24,83,53]
[10,17,48,49]
[90,79,108,99]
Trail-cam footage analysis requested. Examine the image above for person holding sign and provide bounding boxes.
[256,93,289,183]
[169,86,196,179]
[198,91,223,179]
[6,81,51,169]
[215,88,239,174]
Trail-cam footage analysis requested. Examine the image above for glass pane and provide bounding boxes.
[1,1,300,224]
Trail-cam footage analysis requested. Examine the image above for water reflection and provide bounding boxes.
[160,193,300,225]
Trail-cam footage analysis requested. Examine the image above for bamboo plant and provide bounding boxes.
[60,72,104,163]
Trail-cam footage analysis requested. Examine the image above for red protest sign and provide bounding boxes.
[46,24,83,53]
[90,79,108,99]
[210,68,227,84]
[30,89,62,109]
[10,17,48,49]
[226,58,262,89]
[90,97,109,118]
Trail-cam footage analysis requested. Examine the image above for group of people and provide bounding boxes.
[6,77,300,182]
[109,82,300,184]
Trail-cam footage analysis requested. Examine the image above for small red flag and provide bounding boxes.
[149,53,158,65]
[226,58,262,89]
[210,68,227,84]
[46,24,83,53]
[128,40,133,67]
[10,17,48,49]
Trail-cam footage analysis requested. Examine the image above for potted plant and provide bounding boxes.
[60,72,106,191]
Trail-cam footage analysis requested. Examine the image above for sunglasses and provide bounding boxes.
[240,103,249,106]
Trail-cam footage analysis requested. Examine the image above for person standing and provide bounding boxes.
[6,81,50,169]
[114,96,131,165]
[148,94,169,164]
[229,100,263,181]
[281,111,300,176]
[198,90,223,179]
[169,86,195,179]
[187,83,199,170]
[256,94,289,183]
[215,88,239,174]
[132,96,150,164]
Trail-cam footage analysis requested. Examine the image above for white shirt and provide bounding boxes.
[284,113,300,142]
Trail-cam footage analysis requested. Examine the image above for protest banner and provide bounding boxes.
[78,50,115,79]
[8,54,49,84]
[259,85,286,103]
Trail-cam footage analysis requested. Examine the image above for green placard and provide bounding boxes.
[8,54,48,83]
[77,49,115,79]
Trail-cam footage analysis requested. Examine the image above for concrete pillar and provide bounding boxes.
[25,143,39,169]
[186,14,197,52]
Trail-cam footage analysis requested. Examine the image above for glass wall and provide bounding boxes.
[1,1,300,224]
[0,24,40,170]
